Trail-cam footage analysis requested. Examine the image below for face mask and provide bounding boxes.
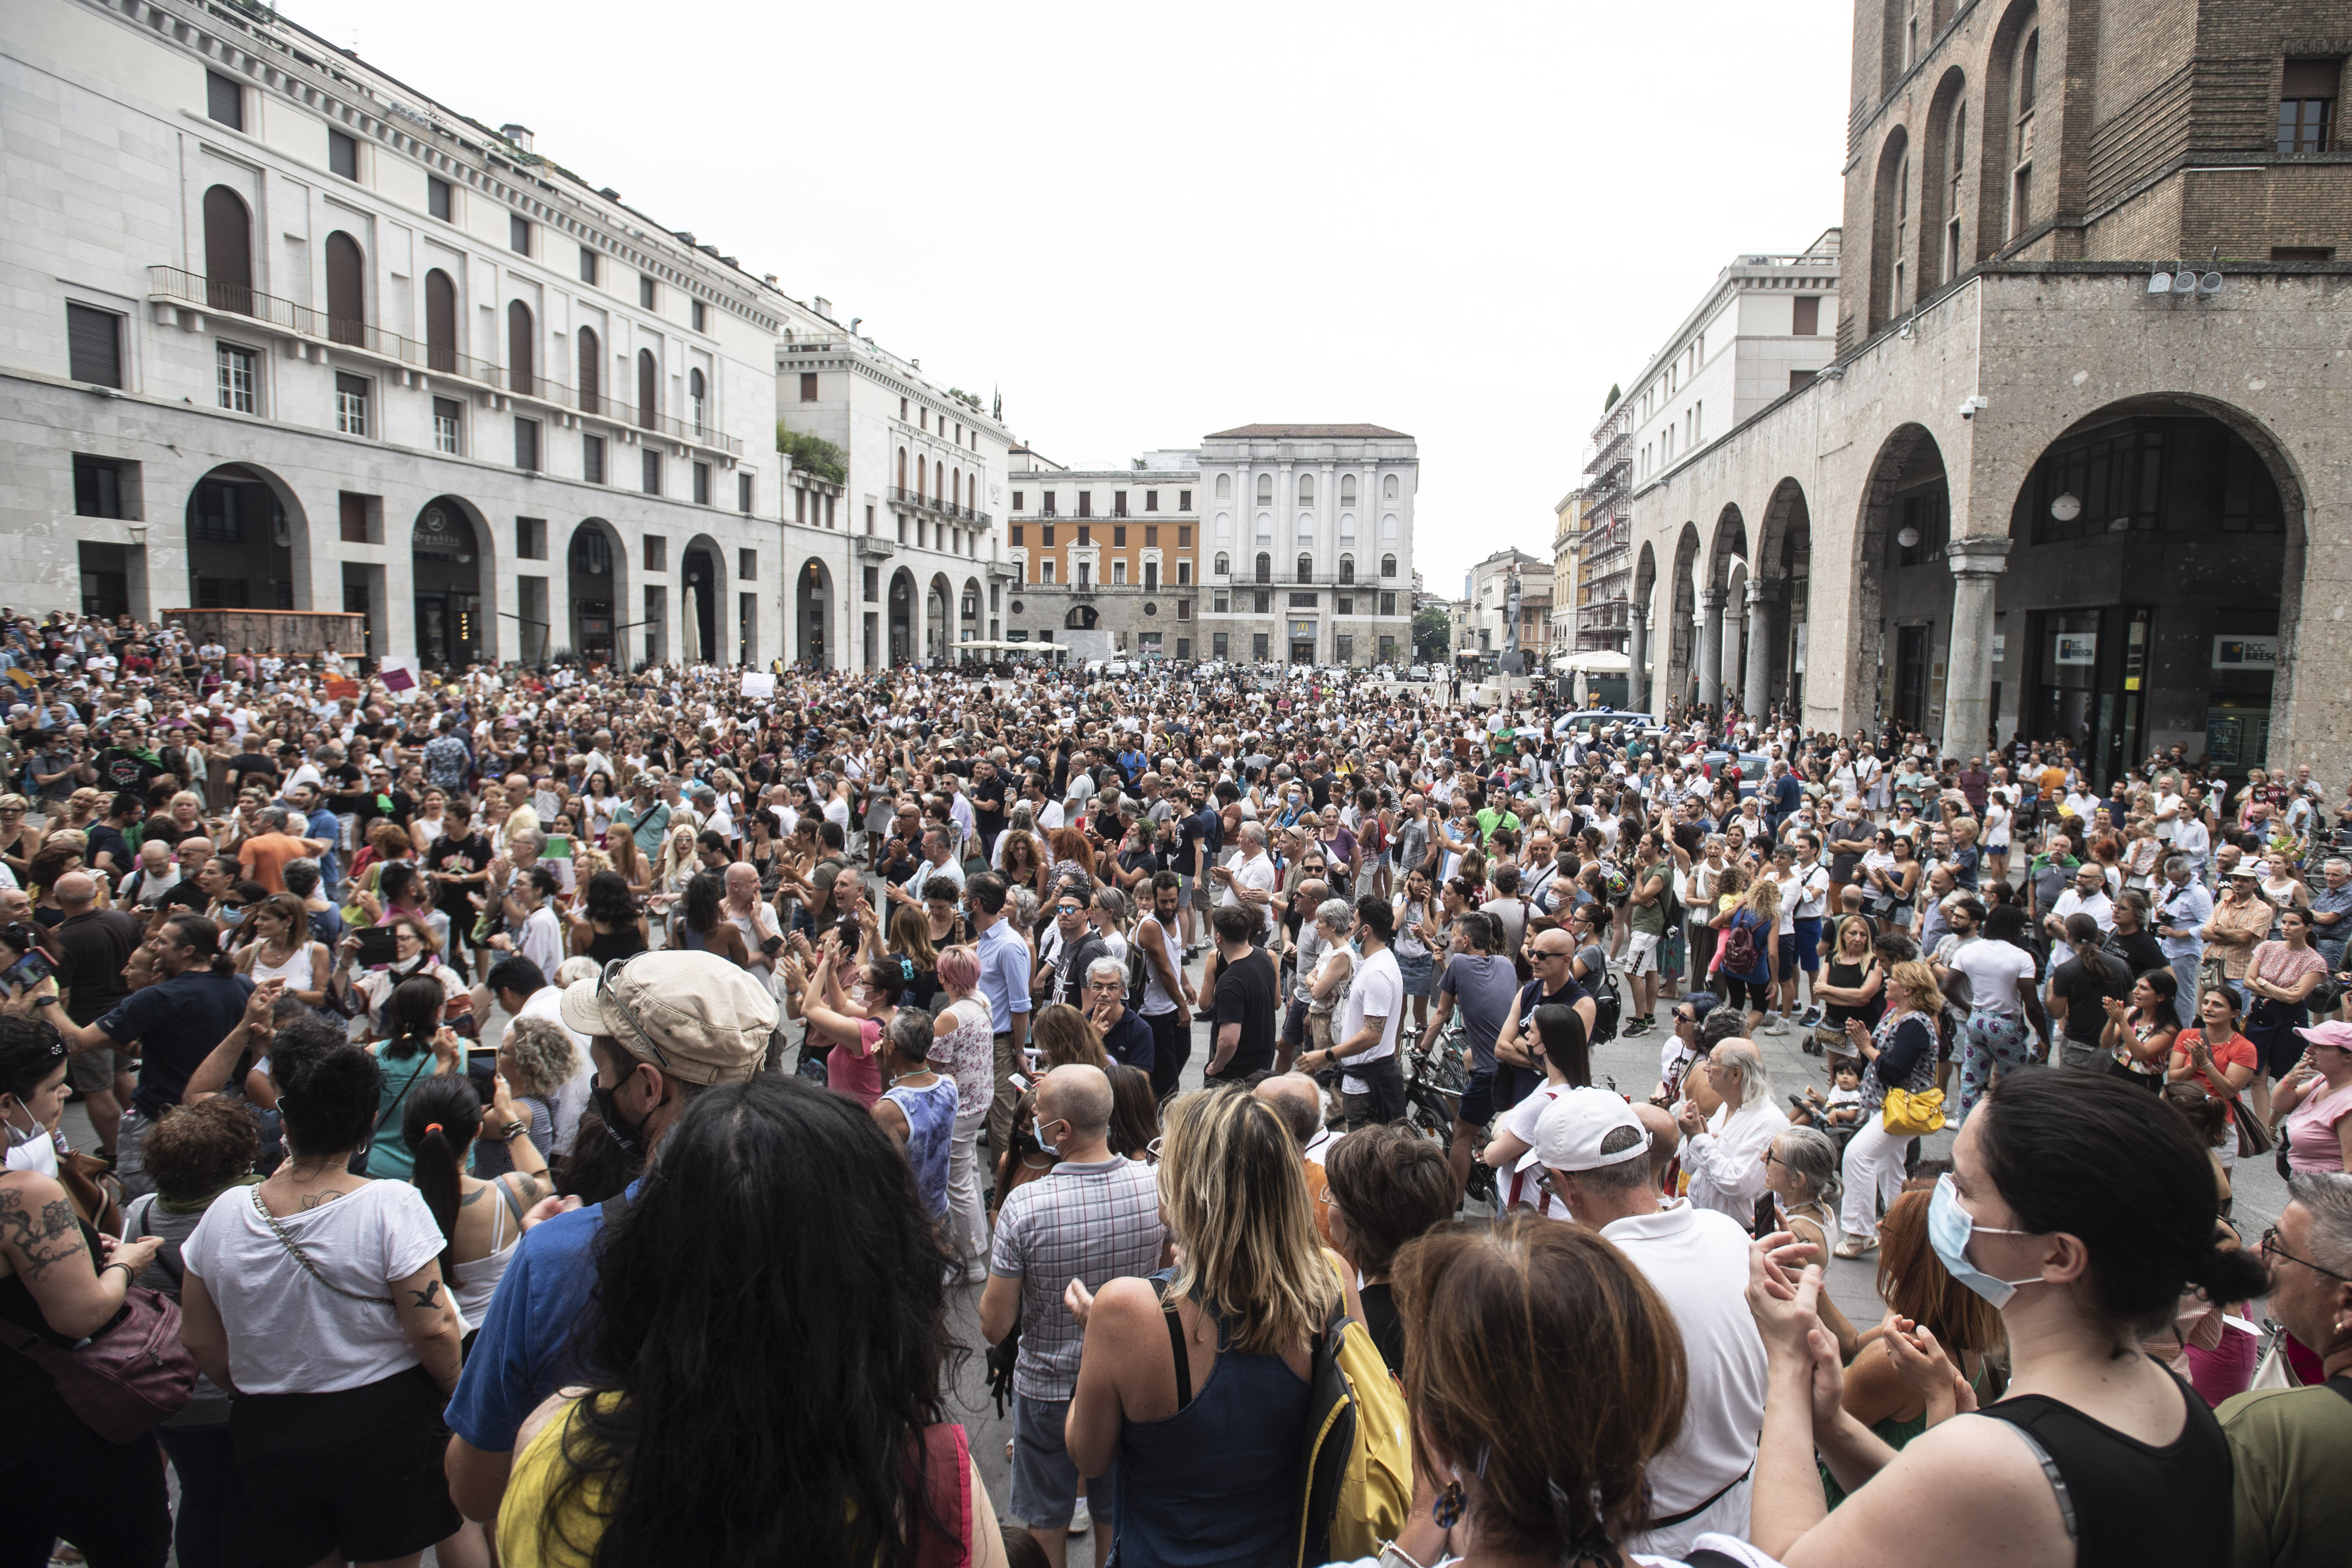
[593,1078,654,1163]
[220,907,245,926]
[1034,1117,1067,1160]
[1926,1173,2043,1308]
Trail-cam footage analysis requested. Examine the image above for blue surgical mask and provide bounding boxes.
[1926,1173,2043,1308]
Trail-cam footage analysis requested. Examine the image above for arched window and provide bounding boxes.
[1297,474,1314,504]
[688,367,706,435]
[1215,511,1231,539]
[1944,97,1967,282]
[202,186,253,314]
[1340,475,1357,506]
[636,349,657,429]
[578,327,600,412]
[2017,29,2038,113]
[917,456,927,499]
[898,448,908,489]
[1296,553,1312,583]
[953,469,962,508]
[1339,555,1355,585]
[1255,474,1274,505]
[1339,513,1357,546]
[324,232,363,345]
[1214,552,1230,575]
[1254,552,1272,584]
[507,301,535,396]
[1381,514,1399,539]
[1215,473,1232,500]
[1297,513,1315,546]
[1256,512,1273,544]
[1383,474,1399,500]
[1381,554,1398,579]
[425,269,457,372]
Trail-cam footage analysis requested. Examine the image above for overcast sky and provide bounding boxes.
[292,0,1853,594]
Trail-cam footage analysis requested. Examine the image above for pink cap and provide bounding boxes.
[2292,1020,2352,1051]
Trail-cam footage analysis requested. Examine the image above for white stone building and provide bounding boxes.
[775,323,1013,669]
[3,0,806,668]
[1196,425,1416,666]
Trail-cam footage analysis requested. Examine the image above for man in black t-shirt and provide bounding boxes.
[2046,937,2135,1071]
[1177,789,1222,957]
[1492,927,1598,1112]
[968,757,1007,857]
[1205,902,1278,1083]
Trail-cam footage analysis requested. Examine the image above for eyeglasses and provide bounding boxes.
[2259,1226,2352,1281]
[1056,904,1084,916]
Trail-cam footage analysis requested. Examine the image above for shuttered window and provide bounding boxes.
[207,72,242,129]
[66,304,121,387]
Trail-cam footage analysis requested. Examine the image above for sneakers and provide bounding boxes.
[1762,1016,1790,1036]
[1797,1006,1823,1029]
[1069,1497,1091,1536]
[1623,1017,1651,1037]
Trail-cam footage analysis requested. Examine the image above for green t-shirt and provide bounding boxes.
[1474,807,1521,844]
[2218,1379,2352,1568]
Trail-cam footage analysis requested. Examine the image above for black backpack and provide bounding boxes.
[1588,970,1623,1046]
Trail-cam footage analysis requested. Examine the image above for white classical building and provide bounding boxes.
[1196,425,1417,666]
[775,323,1012,670]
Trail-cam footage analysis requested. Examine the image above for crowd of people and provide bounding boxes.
[0,615,2346,1568]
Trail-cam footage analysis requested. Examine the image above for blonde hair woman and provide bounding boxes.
[1835,959,1944,1258]
[1713,871,1782,1034]
[1064,1087,1342,1565]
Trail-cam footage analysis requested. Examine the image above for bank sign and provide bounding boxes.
[2212,636,2281,671]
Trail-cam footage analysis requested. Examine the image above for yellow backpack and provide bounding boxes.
[1294,1295,1414,1565]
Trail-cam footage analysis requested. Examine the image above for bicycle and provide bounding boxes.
[1401,1016,1497,1207]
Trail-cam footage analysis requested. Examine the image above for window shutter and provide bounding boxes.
[66,304,121,387]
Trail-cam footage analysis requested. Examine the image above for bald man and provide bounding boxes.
[1632,1101,1681,1197]
[46,868,143,1157]
[979,1062,1163,1568]
[1254,1071,1338,1244]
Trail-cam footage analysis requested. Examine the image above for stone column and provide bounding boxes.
[1628,603,1650,712]
[1743,577,1782,720]
[1696,587,1725,710]
[1939,537,2012,759]
[1721,583,1746,706]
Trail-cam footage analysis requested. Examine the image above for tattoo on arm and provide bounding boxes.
[407,1279,444,1310]
[0,1189,86,1280]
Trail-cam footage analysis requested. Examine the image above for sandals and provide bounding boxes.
[1832,1237,1879,1260]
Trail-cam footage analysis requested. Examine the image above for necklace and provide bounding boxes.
[888,1067,935,1087]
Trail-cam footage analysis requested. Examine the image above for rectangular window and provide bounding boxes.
[582,433,605,483]
[691,300,707,333]
[1010,526,1023,545]
[73,456,131,519]
[864,566,879,603]
[1177,562,1192,586]
[329,129,358,179]
[214,342,256,411]
[1041,560,1056,584]
[579,247,598,284]
[1252,633,1269,660]
[335,371,371,436]
[738,473,754,514]
[1077,526,1090,547]
[1178,526,1191,548]
[1378,635,1396,662]
[2280,60,2339,153]
[1289,592,1318,608]
[68,304,123,388]
[825,496,836,528]
[1042,493,1057,516]
[1114,526,1127,546]
[1214,593,1230,613]
[1042,525,1056,547]
[1792,295,1819,335]
[1790,369,1818,392]
[2010,164,2032,239]
[513,416,540,471]
[1012,491,1025,511]
[644,535,667,572]
[639,274,657,309]
[337,490,370,543]
[434,396,464,454]
[1113,561,1128,585]
[1176,600,1191,621]
[863,503,873,533]
[641,449,665,494]
[428,176,452,221]
[509,215,531,254]
[1337,596,1354,615]
[693,462,711,505]
[739,548,757,581]
[1254,591,1272,613]
[1077,491,1092,518]
[1214,633,1230,658]
[800,372,819,402]
[1380,592,1398,616]
[1334,634,1353,662]
[1114,491,1129,517]
[1178,489,1192,511]
[2272,245,2336,261]
[207,71,242,129]
[516,517,547,559]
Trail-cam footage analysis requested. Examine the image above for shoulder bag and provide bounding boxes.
[0,1246,196,1443]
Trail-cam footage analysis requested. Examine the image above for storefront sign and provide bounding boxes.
[2212,636,2279,671]
[2053,634,2097,666]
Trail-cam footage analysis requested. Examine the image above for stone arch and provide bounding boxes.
[1667,522,1702,707]
[1751,478,1815,720]
[887,566,917,665]
[1918,66,1971,288]
[1850,424,1949,737]
[411,495,493,668]
[1707,503,1748,592]
[1979,0,2041,254]
[680,533,726,664]
[184,463,303,613]
[926,571,955,664]
[795,557,834,669]
[1631,539,1659,711]
[1869,125,1913,334]
[565,517,628,665]
[960,575,984,659]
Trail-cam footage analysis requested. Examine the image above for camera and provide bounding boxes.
[1958,395,1990,420]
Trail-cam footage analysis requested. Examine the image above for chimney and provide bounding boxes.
[499,123,534,152]
[813,297,834,321]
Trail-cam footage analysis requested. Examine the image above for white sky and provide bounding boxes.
[289,0,1853,594]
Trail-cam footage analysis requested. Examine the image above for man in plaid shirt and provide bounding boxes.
[980,1064,1164,1564]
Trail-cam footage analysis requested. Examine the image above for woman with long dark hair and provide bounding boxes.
[363,976,462,1181]
[673,870,749,967]
[399,1073,549,1341]
[567,868,648,965]
[498,1075,1002,1568]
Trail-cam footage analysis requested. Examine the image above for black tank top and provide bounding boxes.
[584,925,648,965]
[1979,1376,2232,1568]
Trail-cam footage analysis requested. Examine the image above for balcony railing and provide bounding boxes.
[147,266,743,455]
[888,488,995,526]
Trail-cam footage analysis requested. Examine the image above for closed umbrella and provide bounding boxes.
[681,587,703,664]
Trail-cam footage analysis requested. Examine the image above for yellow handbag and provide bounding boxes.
[1881,1086,1946,1137]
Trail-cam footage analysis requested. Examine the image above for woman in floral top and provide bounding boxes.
[927,944,997,1284]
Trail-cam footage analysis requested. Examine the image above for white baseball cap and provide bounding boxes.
[1521,1087,1651,1175]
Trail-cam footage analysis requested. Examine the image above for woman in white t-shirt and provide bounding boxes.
[179,1043,469,1568]
[1951,905,2046,1128]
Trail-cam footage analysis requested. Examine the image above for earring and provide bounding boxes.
[1431,1477,1466,1531]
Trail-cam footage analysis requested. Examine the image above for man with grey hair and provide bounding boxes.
[2219,1172,2352,1565]
[1081,954,1153,1072]
[1212,820,1279,937]
[1533,1086,1766,1557]
[1674,1037,1778,1226]
[2308,856,2352,973]
[2154,854,2214,1028]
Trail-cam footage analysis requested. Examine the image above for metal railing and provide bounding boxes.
[148,266,743,455]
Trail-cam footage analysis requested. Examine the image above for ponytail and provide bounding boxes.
[162,912,236,975]
[2066,912,2117,987]
[402,1075,483,1280]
